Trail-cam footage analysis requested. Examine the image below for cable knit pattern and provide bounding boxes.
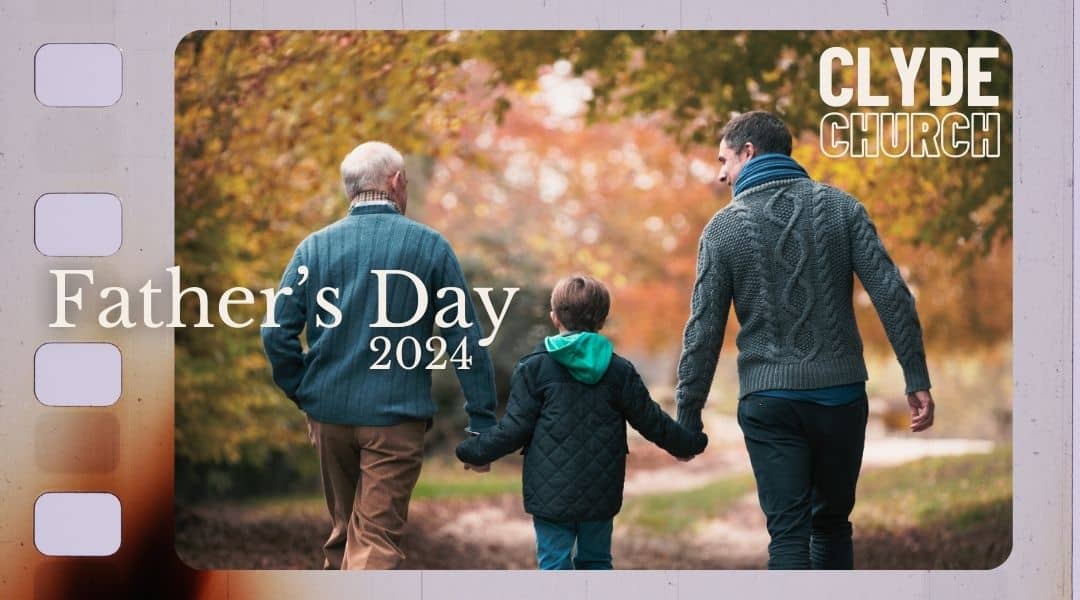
[675,178,931,432]
[763,188,821,363]
[811,183,844,358]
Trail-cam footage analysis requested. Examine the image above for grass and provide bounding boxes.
[853,445,1012,569]
[198,459,524,519]
[853,445,1012,530]
[618,473,757,534]
[619,446,1012,547]
[412,461,521,500]
[218,493,326,520]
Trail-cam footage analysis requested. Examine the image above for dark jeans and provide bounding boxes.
[532,516,614,570]
[737,393,868,569]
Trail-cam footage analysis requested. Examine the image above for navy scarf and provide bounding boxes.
[733,153,810,197]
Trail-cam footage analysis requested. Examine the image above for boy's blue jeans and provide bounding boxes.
[532,516,614,570]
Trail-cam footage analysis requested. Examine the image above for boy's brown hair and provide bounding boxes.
[550,274,610,332]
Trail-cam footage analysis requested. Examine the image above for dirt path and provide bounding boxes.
[175,413,997,570]
[176,491,766,570]
[175,438,764,570]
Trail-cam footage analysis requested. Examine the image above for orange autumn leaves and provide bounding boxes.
[421,67,1010,356]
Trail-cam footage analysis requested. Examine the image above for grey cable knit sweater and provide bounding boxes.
[675,178,931,432]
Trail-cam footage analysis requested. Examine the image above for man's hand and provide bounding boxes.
[464,462,490,473]
[907,390,935,432]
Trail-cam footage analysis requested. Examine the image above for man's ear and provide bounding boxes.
[744,142,757,160]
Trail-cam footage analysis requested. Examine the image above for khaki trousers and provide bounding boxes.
[307,416,426,570]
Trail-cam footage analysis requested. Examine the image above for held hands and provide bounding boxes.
[907,389,935,432]
[677,431,710,462]
[456,432,491,473]
[674,403,708,462]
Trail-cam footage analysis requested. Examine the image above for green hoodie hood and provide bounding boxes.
[544,331,614,384]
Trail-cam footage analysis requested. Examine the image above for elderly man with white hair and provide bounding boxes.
[263,141,497,569]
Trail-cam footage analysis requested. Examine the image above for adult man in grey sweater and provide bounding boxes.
[675,111,935,569]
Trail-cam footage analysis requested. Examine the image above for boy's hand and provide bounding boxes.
[455,436,490,472]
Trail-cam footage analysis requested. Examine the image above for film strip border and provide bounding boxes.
[31,42,125,558]
[18,38,201,598]
[0,1,1070,599]
[2,1,217,592]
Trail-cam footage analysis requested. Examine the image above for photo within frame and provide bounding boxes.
[172,30,1012,571]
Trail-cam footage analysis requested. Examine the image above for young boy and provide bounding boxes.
[456,274,708,570]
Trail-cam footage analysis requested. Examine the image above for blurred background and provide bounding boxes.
[174,30,1011,569]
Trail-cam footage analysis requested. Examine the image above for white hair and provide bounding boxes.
[340,141,405,200]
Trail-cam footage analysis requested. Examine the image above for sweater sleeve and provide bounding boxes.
[435,240,499,432]
[261,243,309,405]
[848,201,932,393]
[455,363,540,465]
[621,365,709,459]
[674,220,733,432]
